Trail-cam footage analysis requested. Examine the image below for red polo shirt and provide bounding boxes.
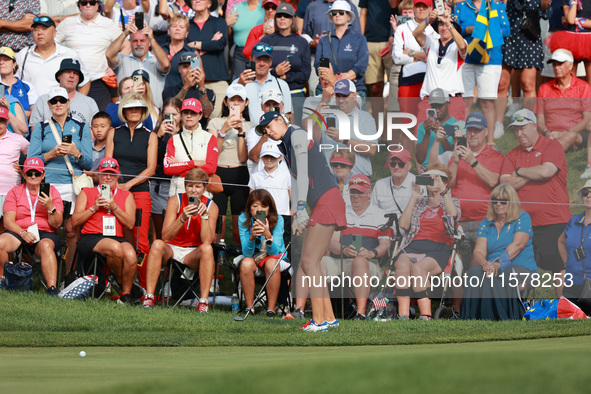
[501,135,570,227]
[449,145,504,222]
[534,75,591,132]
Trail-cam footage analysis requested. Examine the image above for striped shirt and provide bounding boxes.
[55,14,122,81]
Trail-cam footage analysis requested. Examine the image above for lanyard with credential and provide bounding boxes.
[25,188,39,224]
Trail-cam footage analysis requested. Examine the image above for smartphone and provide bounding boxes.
[434,0,445,16]
[133,74,142,87]
[101,183,111,200]
[397,15,411,24]
[415,176,434,186]
[286,55,293,63]
[326,117,336,128]
[268,19,274,29]
[319,57,330,68]
[269,106,280,113]
[229,105,240,119]
[164,113,173,124]
[0,85,5,97]
[245,61,256,72]
[256,210,266,223]
[426,108,437,120]
[188,196,199,206]
[62,134,72,144]
[457,136,467,147]
[40,183,50,197]
[443,124,457,137]
[135,12,144,30]
[190,56,201,69]
[352,235,362,252]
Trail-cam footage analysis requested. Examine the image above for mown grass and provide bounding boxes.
[1,291,589,347]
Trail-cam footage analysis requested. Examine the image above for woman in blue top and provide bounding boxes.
[239,189,286,317]
[226,0,264,80]
[461,183,537,320]
[315,0,369,96]
[557,180,591,315]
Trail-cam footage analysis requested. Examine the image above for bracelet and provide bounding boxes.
[217,130,227,138]
[201,214,209,220]
[19,229,26,237]
[112,204,119,212]
[89,206,96,213]
[471,160,479,168]
[371,248,379,259]
[440,188,450,197]
[180,215,187,224]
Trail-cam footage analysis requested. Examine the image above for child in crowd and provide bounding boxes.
[85,112,113,184]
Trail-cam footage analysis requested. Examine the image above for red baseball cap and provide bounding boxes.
[0,106,8,121]
[383,149,412,168]
[23,157,45,173]
[348,174,371,193]
[263,0,280,6]
[98,158,121,174]
[181,98,203,114]
[414,0,433,6]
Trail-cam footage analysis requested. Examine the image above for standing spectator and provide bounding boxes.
[130,69,160,128]
[39,0,80,24]
[56,0,128,111]
[359,0,395,120]
[242,0,279,60]
[534,49,591,178]
[500,109,571,291]
[161,14,194,94]
[454,0,510,143]
[104,0,150,29]
[315,0,369,95]
[84,111,112,184]
[106,22,171,108]
[226,0,264,80]
[496,0,551,119]
[16,16,91,98]
[159,0,196,21]
[106,76,154,130]
[372,148,416,217]
[0,0,40,52]
[0,46,38,119]
[0,106,29,231]
[29,59,99,130]
[187,0,230,118]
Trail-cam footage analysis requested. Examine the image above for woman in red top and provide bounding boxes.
[72,158,138,304]
[0,158,63,295]
[142,168,219,311]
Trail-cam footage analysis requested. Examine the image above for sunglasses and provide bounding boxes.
[510,115,534,124]
[582,189,591,197]
[180,54,196,63]
[49,97,68,105]
[33,16,51,23]
[330,162,351,169]
[389,160,406,168]
[276,13,293,18]
[25,170,43,178]
[79,1,98,6]
[263,4,277,10]
[254,44,273,54]
[330,10,347,16]
[492,199,509,206]
[349,178,369,185]
[100,162,118,169]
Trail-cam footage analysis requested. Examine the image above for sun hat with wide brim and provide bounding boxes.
[577,179,591,203]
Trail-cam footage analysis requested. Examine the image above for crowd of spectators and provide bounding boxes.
[0,0,590,325]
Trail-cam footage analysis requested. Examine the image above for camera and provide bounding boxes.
[575,246,586,261]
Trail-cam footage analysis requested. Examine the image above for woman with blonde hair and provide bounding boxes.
[130,70,159,129]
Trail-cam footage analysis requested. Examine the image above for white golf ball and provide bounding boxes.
[79,351,86,358]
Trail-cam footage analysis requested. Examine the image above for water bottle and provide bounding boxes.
[231,293,239,313]
[217,239,226,266]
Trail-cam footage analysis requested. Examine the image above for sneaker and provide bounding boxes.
[418,315,432,321]
[117,294,134,305]
[266,310,276,318]
[196,298,209,313]
[131,283,146,299]
[581,164,591,179]
[326,319,340,328]
[47,286,58,297]
[286,308,305,320]
[396,314,410,320]
[505,102,521,118]
[143,294,155,309]
[494,121,505,139]
[302,319,328,332]
[353,313,366,321]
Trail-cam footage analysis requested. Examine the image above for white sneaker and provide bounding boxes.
[494,121,505,139]
[302,319,328,332]
[505,103,521,118]
[581,164,591,179]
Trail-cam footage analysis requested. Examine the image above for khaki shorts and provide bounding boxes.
[365,41,394,85]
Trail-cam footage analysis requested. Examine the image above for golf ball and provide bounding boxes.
[79,351,86,358]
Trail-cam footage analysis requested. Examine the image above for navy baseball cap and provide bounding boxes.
[179,51,197,64]
[255,111,281,136]
[465,112,487,129]
[253,43,273,59]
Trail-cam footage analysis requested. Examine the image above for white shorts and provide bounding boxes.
[462,63,502,99]
[169,244,197,265]
[53,183,76,214]
[322,256,384,281]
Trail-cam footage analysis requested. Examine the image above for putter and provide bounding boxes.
[234,243,291,322]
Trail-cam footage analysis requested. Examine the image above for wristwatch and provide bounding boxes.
[76,152,83,161]
[237,133,246,138]
[201,214,209,220]
[409,49,415,57]
[48,207,56,214]
[515,167,521,177]
[371,248,379,259]
[471,160,479,168]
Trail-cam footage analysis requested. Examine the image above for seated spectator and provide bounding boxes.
[161,51,215,127]
[106,21,171,108]
[0,46,38,119]
[395,163,460,320]
[0,157,63,295]
[130,69,160,129]
[207,83,253,246]
[534,49,591,177]
[29,58,99,131]
[238,188,287,317]
[500,109,570,291]
[322,174,392,320]
[315,1,369,96]
[84,111,112,184]
[242,0,279,60]
[0,105,29,230]
[415,88,465,169]
[164,98,219,196]
[0,84,28,137]
[142,168,219,311]
[106,77,154,130]
[72,158,139,304]
[161,14,194,94]
[313,80,377,177]
[558,180,591,315]
[371,148,416,217]
[330,150,355,206]
[235,43,293,122]
[461,184,537,320]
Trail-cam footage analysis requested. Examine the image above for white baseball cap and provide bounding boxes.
[260,142,282,158]
[260,87,283,104]
[48,86,68,101]
[225,83,247,100]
